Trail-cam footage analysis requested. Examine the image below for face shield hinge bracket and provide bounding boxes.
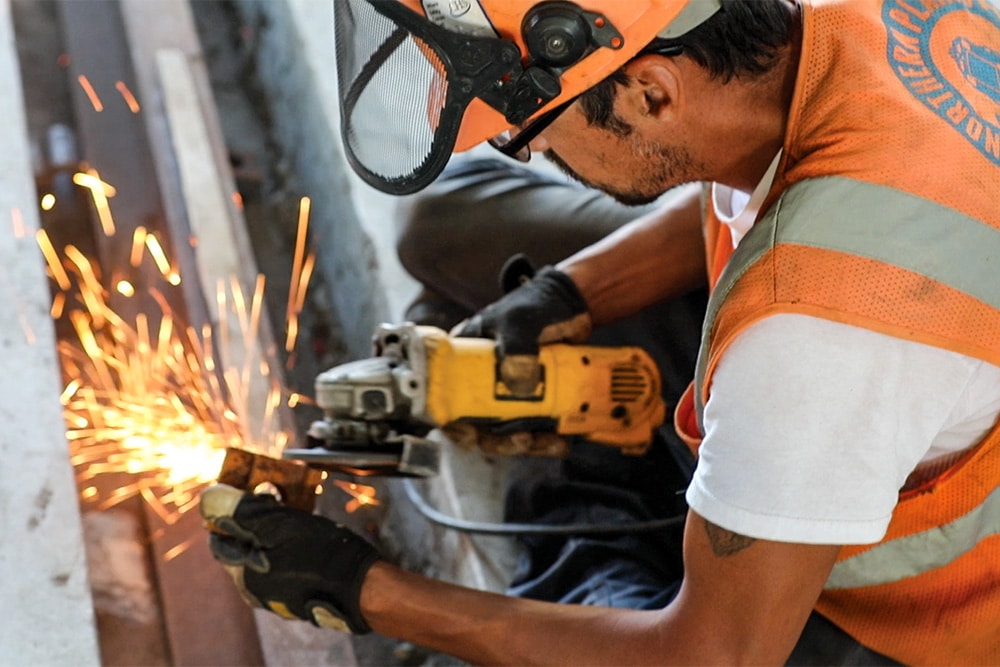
[476,63,564,127]
[581,10,623,50]
[449,38,522,93]
[487,4,624,126]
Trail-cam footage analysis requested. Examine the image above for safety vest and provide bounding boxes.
[674,0,1000,663]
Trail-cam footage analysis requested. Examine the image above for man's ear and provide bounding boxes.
[622,54,684,121]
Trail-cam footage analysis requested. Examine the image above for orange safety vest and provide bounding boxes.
[674,0,1000,664]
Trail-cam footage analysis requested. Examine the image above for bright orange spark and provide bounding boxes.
[64,245,108,328]
[72,169,116,235]
[115,80,141,113]
[130,226,147,267]
[285,196,310,351]
[50,291,66,319]
[332,480,381,513]
[40,194,56,211]
[275,431,289,449]
[293,252,316,314]
[10,207,26,238]
[116,280,135,297]
[60,379,81,404]
[284,317,298,353]
[77,74,103,112]
[19,316,36,345]
[35,230,72,290]
[231,191,243,211]
[144,232,171,276]
[72,170,116,196]
[163,536,196,562]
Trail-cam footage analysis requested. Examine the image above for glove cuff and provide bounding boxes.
[337,547,381,634]
[535,266,588,315]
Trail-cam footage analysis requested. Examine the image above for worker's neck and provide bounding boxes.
[692,11,801,192]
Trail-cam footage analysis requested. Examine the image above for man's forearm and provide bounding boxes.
[358,510,837,666]
[360,561,681,666]
[558,183,706,327]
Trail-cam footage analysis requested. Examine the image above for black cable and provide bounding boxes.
[401,478,686,537]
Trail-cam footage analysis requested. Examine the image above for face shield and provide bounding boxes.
[334,0,628,194]
[334,0,520,194]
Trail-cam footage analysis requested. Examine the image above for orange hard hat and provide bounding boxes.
[334,0,721,194]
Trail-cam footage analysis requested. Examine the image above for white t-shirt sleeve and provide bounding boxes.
[685,313,998,545]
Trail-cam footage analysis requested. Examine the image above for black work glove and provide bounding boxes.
[199,484,380,634]
[454,255,592,396]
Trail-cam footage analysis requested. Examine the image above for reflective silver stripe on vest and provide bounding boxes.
[694,176,1000,431]
[825,485,1000,590]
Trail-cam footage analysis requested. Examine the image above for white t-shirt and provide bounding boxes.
[684,173,1000,545]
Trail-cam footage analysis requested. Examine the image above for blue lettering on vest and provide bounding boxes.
[884,0,1000,166]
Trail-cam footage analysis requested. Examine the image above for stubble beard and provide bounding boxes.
[544,137,700,206]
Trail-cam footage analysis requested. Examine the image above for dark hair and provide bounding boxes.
[579,0,795,133]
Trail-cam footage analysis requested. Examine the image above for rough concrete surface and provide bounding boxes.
[1,1,101,664]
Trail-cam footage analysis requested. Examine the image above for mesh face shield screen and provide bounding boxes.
[335,0,521,195]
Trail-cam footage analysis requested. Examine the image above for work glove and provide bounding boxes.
[199,484,380,634]
[454,254,592,396]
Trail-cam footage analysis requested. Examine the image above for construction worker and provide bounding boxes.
[201,0,1000,664]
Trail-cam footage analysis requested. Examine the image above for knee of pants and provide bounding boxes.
[395,195,451,282]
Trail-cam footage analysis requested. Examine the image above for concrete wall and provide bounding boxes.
[0,0,100,663]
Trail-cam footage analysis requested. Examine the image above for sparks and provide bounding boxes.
[116,280,135,297]
[285,196,311,352]
[50,292,66,319]
[332,480,381,513]
[77,74,104,112]
[10,207,26,238]
[115,80,141,113]
[72,169,116,236]
[36,229,72,290]
[143,232,171,276]
[40,171,336,538]
[130,226,147,267]
[49,235,288,526]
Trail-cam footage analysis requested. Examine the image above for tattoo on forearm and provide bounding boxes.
[704,521,756,557]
